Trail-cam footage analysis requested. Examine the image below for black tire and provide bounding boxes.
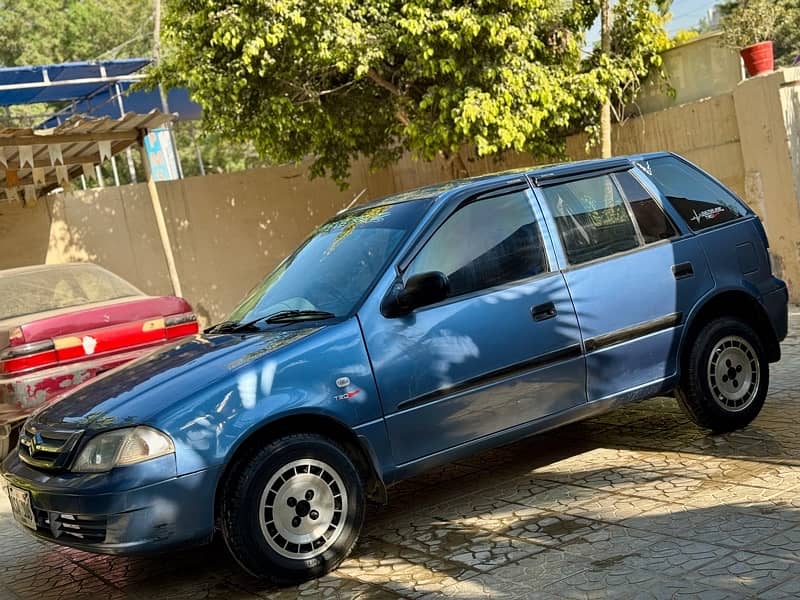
[677,317,769,433]
[220,433,365,585]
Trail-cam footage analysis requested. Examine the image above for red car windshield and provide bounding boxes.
[0,265,142,321]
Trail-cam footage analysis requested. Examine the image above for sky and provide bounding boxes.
[586,0,720,46]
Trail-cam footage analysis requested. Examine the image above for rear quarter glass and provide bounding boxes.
[634,156,748,231]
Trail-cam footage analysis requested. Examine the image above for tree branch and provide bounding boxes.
[365,68,410,126]
[366,67,402,96]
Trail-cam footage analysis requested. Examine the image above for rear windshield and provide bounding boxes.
[0,265,141,321]
[635,156,748,231]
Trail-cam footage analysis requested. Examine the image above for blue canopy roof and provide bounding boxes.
[0,59,150,106]
[0,59,202,126]
[40,81,202,128]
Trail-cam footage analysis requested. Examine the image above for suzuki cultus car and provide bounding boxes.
[1,153,788,584]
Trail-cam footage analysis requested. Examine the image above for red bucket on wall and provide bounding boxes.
[740,41,774,77]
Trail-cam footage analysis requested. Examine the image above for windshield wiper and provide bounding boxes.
[207,310,336,334]
[205,320,259,334]
[261,309,336,324]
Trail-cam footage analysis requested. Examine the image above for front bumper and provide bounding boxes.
[1,452,220,554]
[0,347,155,427]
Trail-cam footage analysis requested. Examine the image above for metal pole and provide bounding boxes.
[600,0,612,158]
[139,136,183,297]
[111,155,121,186]
[94,165,105,187]
[153,0,184,179]
[115,82,138,183]
[189,122,205,176]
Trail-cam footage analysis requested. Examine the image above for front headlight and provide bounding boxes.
[71,426,175,473]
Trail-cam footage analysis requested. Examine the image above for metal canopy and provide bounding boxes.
[0,59,150,106]
[40,82,202,128]
[0,110,173,192]
[0,109,184,297]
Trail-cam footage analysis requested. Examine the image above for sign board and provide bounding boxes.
[144,127,181,181]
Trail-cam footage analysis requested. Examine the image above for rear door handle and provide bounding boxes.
[672,262,694,280]
[531,302,557,321]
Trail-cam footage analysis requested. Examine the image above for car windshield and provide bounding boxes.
[226,200,432,325]
[0,264,142,321]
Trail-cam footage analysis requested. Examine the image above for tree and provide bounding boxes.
[155,0,672,184]
[719,0,800,67]
[597,0,672,157]
[0,0,153,66]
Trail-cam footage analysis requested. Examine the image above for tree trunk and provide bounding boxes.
[600,0,612,158]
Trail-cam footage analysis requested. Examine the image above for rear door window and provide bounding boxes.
[540,174,640,265]
[613,171,678,243]
[635,156,747,231]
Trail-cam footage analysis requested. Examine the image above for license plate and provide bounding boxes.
[7,484,36,530]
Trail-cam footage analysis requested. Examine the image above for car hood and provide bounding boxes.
[29,326,322,431]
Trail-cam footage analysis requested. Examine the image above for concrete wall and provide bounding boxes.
[567,94,745,199]
[637,32,743,114]
[4,69,800,319]
[734,68,800,295]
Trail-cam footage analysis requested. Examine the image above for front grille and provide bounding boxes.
[35,508,108,543]
[18,424,84,470]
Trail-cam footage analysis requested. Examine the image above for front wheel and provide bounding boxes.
[677,317,769,433]
[220,433,365,584]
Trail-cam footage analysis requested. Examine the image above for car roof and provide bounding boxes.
[355,153,674,211]
[0,262,104,279]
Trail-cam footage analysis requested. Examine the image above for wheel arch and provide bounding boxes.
[213,412,388,525]
[680,288,780,376]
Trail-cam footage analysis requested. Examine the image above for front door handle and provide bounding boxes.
[531,302,557,322]
[672,262,694,280]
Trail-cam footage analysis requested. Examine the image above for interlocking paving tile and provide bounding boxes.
[612,537,733,577]
[498,481,605,512]
[625,577,744,600]
[758,577,800,600]
[556,524,665,562]
[489,548,590,589]
[686,550,797,594]
[623,504,795,548]
[335,537,481,598]
[419,571,560,599]
[371,517,546,572]
[565,491,672,522]
[544,563,662,599]
[749,523,800,561]
[266,577,401,600]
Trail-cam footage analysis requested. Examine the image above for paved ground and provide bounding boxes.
[3,315,800,599]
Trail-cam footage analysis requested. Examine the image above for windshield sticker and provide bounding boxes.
[690,206,726,225]
[634,160,653,176]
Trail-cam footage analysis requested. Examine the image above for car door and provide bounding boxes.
[358,184,586,466]
[536,167,713,403]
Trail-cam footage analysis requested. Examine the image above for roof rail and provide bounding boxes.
[530,158,633,187]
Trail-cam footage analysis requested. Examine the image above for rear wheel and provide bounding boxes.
[677,317,768,432]
[220,433,365,584]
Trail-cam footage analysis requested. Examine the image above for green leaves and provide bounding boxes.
[155,0,671,185]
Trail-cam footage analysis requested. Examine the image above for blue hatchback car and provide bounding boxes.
[1,153,788,584]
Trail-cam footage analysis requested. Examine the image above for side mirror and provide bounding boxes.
[381,271,450,317]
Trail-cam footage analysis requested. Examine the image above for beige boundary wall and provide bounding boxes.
[3,69,800,322]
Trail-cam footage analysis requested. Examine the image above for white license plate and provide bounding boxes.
[7,484,36,530]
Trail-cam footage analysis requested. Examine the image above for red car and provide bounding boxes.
[0,263,198,457]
